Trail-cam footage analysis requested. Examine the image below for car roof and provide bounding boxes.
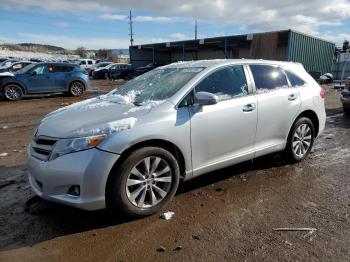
[160,59,302,70]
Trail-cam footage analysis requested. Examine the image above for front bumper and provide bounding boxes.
[27,147,119,211]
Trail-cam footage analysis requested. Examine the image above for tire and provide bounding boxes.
[68,81,85,97]
[284,117,315,162]
[3,84,24,101]
[106,147,180,218]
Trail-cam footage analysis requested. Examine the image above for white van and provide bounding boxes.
[78,59,95,69]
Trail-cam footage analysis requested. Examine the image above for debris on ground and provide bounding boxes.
[2,125,8,129]
[173,246,183,251]
[160,211,175,220]
[0,179,15,189]
[273,228,317,232]
[60,102,73,107]
[283,240,293,246]
[156,246,166,252]
[215,187,224,192]
[192,235,201,240]
[0,152,9,157]
[240,175,247,182]
[325,134,334,139]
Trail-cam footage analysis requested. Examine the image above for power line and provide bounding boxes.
[129,10,134,46]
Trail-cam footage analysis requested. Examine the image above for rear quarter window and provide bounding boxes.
[285,70,306,87]
[53,66,74,73]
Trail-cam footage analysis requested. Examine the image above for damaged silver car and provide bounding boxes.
[27,59,326,217]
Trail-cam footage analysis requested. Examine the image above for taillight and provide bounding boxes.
[320,88,326,99]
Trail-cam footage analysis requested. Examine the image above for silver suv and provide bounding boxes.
[27,60,326,217]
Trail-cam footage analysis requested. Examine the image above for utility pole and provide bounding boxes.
[128,10,134,46]
[195,20,198,40]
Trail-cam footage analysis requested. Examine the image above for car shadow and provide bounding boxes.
[0,152,287,251]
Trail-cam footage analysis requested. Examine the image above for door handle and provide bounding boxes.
[288,93,298,101]
[243,103,256,112]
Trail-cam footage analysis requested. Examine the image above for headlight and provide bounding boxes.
[50,134,106,160]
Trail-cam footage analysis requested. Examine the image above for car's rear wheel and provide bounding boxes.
[3,84,24,101]
[106,147,180,218]
[68,81,84,97]
[284,117,315,162]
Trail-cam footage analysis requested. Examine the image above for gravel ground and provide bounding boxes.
[0,82,349,261]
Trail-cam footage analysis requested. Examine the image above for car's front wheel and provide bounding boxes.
[68,81,85,97]
[106,147,180,218]
[284,117,315,162]
[3,84,24,101]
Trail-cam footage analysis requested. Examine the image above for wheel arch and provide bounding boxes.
[2,81,27,95]
[292,110,320,137]
[106,139,187,189]
[67,79,86,91]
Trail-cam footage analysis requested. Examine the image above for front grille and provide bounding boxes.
[31,136,58,161]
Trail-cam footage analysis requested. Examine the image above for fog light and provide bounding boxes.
[68,185,80,196]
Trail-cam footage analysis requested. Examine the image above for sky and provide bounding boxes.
[0,0,349,50]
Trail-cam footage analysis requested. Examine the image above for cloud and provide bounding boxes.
[169,32,188,40]
[55,21,69,28]
[100,14,173,22]
[99,14,128,20]
[0,32,192,49]
[0,0,349,44]
[134,16,172,22]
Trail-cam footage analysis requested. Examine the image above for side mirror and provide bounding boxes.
[30,71,37,76]
[195,91,218,106]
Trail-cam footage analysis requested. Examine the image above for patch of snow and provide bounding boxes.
[75,117,137,136]
[123,100,164,114]
[0,72,14,77]
[160,211,175,220]
[0,153,9,157]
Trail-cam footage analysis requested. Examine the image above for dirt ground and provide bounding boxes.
[0,82,349,262]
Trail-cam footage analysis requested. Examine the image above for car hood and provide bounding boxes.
[37,94,164,138]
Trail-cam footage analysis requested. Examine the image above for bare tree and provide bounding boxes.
[75,46,87,58]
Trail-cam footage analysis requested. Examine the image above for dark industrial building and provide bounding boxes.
[130,29,335,74]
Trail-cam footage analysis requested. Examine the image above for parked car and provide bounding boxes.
[0,61,33,74]
[319,73,334,84]
[108,63,133,80]
[27,59,326,217]
[1,63,90,101]
[135,63,163,76]
[88,62,113,76]
[78,59,95,70]
[341,77,350,115]
[91,63,115,79]
[0,59,19,68]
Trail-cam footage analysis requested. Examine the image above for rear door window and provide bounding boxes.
[250,65,289,92]
[88,60,93,65]
[195,65,248,101]
[32,65,47,75]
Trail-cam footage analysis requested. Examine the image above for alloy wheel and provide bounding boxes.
[292,123,312,158]
[70,82,84,96]
[126,156,172,208]
[4,85,22,100]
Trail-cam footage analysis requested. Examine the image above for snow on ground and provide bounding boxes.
[0,49,79,61]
